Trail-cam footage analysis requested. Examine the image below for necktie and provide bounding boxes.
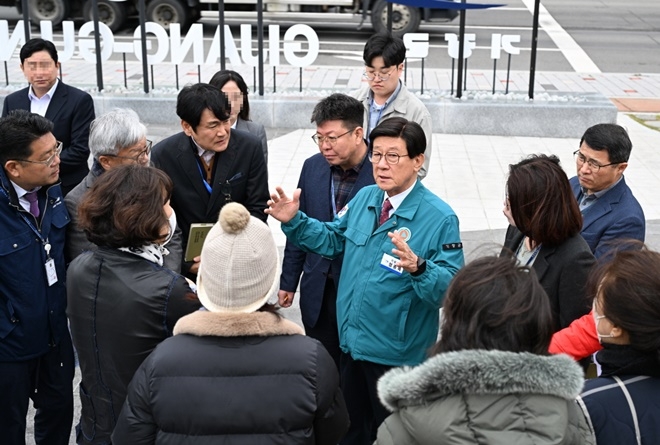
[379,199,392,226]
[25,191,40,218]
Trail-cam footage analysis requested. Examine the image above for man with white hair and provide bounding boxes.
[64,108,182,270]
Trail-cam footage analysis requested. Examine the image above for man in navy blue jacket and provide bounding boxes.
[278,94,374,368]
[0,110,73,444]
[570,123,645,259]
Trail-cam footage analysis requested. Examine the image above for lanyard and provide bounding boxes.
[524,244,542,266]
[195,160,213,194]
[367,82,402,138]
[330,178,337,216]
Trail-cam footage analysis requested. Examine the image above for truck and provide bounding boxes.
[14,0,458,36]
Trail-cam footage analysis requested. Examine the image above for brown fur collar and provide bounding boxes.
[173,310,305,337]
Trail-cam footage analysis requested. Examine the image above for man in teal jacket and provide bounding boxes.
[266,118,463,445]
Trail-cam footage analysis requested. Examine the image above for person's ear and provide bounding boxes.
[616,162,628,175]
[181,120,193,136]
[412,153,425,172]
[354,126,364,141]
[97,156,114,171]
[4,160,21,180]
[609,325,625,339]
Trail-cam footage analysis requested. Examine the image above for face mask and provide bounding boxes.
[592,303,615,341]
[163,209,177,246]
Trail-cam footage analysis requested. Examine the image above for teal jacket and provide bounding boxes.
[282,181,464,366]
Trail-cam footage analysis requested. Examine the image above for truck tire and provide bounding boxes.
[371,0,421,37]
[83,1,128,32]
[146,0,191,30]
[29,0,69,27]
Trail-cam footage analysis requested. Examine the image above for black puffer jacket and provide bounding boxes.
[67,248,200,445]
[112,310,350,444]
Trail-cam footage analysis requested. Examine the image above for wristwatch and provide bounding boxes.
[411,257,426,277]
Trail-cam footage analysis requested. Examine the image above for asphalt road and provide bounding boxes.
[1,1,659,73]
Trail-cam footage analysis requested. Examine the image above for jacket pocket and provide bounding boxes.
[0,231,34,294]
[77,382,97,442]
[0,300,18,339]
[344,227,369,247]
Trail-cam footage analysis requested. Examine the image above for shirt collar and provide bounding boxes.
[28,78,59,101]
[10,181,41,199]
[580,176,623,199]
[384,179,416,212]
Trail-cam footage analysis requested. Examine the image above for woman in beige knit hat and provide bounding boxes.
[113,202,349,444]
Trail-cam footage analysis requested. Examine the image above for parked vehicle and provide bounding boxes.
[14,0,458,35]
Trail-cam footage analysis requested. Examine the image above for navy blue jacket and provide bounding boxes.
[279,152,374,328]
[570,176,645,259]
[2,81,95,192]
[0,168,70,361]
[578,375,660,444]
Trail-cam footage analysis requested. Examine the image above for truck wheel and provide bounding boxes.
[29,0,69,27]
[83,1,128,32]
[371,0,421,37]
[146,0,191,30]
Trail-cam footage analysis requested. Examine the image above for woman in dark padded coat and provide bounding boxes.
[112,203,349,444]
[67,165,200,445]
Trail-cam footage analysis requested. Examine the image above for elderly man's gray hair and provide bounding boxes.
[89,108,147,159]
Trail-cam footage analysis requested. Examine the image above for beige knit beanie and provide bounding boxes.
[196,202,279,313]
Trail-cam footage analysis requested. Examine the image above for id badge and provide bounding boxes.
[45,258,58,286]
[380,253,403,276]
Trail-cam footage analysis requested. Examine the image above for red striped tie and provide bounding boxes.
[379,199,392,226]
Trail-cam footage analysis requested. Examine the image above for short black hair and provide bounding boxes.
[369,117,425,158]
[432,255,554,356]
[20,38,58,64]
[363,33,406,67]
[0,110,53,166]
[176,83,230,130]
[579,123,632,164]
[209,70,251,121]
[311,93,364,129]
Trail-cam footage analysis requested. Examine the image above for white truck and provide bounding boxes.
[16,0,457,35]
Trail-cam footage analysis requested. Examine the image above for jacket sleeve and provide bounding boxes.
[245,138,269,222]
[417,109,433,180]
[112,359,158,445]
[375,413,417,445]
[164,275,201,334]
[58,91,94,170]
[312,342,349,445]
[255,123,269,164]
[279,171,308,293]
[281,211,346,260]
[410,214,464,308]
[163,224,183,273]
[557,247,595,329]
[549,312,601,360]
[64,192,94,264]
[592,215,645,259]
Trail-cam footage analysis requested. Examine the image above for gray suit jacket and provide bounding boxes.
[236,118,268,164]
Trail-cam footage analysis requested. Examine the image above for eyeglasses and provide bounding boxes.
[17,141,63,168]
[106,140,153,163]
[311,129,353,146]
[573,150,622,172]
[362,67,396,82]
[369,151,410,165]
